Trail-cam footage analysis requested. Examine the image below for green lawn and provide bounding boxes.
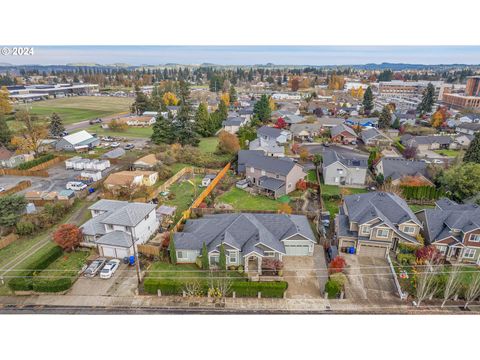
[198,137,219,154]
[40,250,90,279]
[88,124,153,138]
[320,183,367,196]
[307,169,318,183]
[408,204,436,213]
[433,149,462,157]
[147,261,245,280]
[14,96,133,124]
[162,175,203,220]
[217,187,283,211]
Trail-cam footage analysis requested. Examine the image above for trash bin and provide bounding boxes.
[129,255,135,266]
[349,247,355,254]
[123,257,129,264]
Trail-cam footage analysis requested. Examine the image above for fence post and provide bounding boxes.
[157,289,162,297]
[232,291,236,299]
[258,292,261,299]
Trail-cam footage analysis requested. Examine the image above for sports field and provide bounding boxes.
[14,96,133,124]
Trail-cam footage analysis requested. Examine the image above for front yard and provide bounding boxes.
[433,149,462,157]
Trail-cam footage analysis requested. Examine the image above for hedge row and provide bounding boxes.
[401,185,443,200]
[143,278,288,298]
[17,154,55,170]
[8,245,64,291]
[32,277,72,293]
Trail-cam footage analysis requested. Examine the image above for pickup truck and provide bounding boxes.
[83,258,107,277]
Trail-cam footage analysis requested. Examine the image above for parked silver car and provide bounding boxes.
[83,257,107,277]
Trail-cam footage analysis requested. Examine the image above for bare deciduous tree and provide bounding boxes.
[415,261,440,307]
[464,271,480,309]
[441,265,462,308]
[183,281,203,297]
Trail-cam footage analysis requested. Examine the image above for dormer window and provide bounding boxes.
[403,226,416,234]
[376,229,389,238]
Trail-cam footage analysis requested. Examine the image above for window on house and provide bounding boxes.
[106,224,113,231]
[261,170,266,176]
[361,225,370,235]
[438,246,447,255]
[470,234,480,242]
[177,251,186,259]
[144,213,149,221]
[376,229,389,238]
[403,226,416,234]
[228,251,237,263]
[288,183,292,188]
[250,167,255,173]
[463,248,476,259]
[337,169,344,174]
[264,251,275,257]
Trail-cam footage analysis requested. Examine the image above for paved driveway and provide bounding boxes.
[283,245,328,299]
[343,254,397,300]
[68,264,138,297]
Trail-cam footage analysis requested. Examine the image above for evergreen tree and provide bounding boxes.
[253,94,271,123]
[194,102,213,137]
[0,113,12,147]
[175,81,200,146]
[218,244,226,270]
[48,112,65,137]
[417,83,435,114]
[131,86,150,114]
[378,106,392,129]
[229,85,237,104]
[201,242,209,270]
[362,86,374,112]
[168,235,177,264]
[391,117,400,130]
[464,132,480,164]
[218,99,228,122]
[151,114,174,144]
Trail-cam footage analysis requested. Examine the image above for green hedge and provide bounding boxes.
[401,185,443,201]
[322,194,341,201]
[143,278,288,298]
[17,154,55,170]
[397,253,416,265]
[231,281,287,298]
[32,277,72,293]
[8,246,64,291]
[325,279,342,299]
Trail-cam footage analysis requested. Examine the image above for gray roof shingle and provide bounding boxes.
[101,202,156,227]
[378,157,429,181]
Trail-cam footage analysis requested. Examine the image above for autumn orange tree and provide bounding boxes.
[52,224,83,252]
[10,110,48,155]
[220,93,230,107]
[278,203,293,214]
[162,92,179,106]
[216,130,240,155]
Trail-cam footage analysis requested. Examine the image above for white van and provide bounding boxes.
[66,181,87,191]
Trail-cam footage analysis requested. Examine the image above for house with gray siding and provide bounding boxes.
[238,151,306,198]
[322,150,368,186]
[55,130,100,151]
[174,213,317,272]
[375,157,432,186]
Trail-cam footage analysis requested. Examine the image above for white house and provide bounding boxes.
[80,200,159,258]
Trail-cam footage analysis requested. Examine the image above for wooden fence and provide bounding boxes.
[0,168,49,177]
[137,244,161,257]
[28,156,66,171]
[190,207,318,220]
[0,233,19,250]
[0,180,31,197]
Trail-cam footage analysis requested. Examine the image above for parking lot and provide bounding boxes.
[0,162,119,194]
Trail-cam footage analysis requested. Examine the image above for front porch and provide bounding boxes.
[245,254,262,277]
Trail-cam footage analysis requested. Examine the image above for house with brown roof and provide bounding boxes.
[133,154,160,170]
[104,170,158,190]
[0,146,34,168]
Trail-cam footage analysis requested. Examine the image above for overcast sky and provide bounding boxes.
[2,46,480,66]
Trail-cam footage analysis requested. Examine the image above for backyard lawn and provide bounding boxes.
[433,149,462,157]
[88,124,153,138]
[217,187,283,211]
[40,250,90,279]
[320,183,367,217]
[198,137,219,154]
[14,96,133,124]
[307,169,318,183]
[162,175,203,220]
[408,204,436,213]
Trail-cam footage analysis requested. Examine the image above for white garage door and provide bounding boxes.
[359,244,388,258]
[284,244,310,256]
[101,246,129,259]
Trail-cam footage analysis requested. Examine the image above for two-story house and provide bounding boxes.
[416,198,480,265]
[256,126,291,145]
[360,128,393,147]
[222,116,249,134]
[336,192,422,257]
[81,199,159,258]
[322,150,368,186]
[237,150,306,198]
[375,157,432,186]
[330,124,358,144]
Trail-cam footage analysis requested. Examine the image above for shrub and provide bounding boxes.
[398,243,419,254]
[415,245,441,264]
[325,279,342,299]
[32,277,72,293]
[17,154,55,170]
[231,281,288,298]
[237,265,244,274]
[15,221,36,236]
[397,253,416,265]
[329,272,347,287]
[328,256,347,274]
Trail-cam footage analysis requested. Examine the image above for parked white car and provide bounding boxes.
[433,159,444,164]
[110,142,120,148]
[99,259,121,279]
[0,187,5,192]
[66,181,87,191]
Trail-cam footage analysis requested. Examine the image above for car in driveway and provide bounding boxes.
[84,258,107,277]
[100,259,121,279]
[66,181,87,191]
[124,143,135,150]
[110,142,120,148]
[433,159,444,164]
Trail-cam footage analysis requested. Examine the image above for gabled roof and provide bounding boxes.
[361,128,390,142]
[400,135,453,146]
[96,230,133,248]
[243,153,298,176]
[174,213,316,255]
[88,199,129,212]
[290,123,322,135]
[0,146,14,160]
[378,157,429,182]
[223,116,246,126]
[62,130,95,146]
[331,124,357,138]
[101,202,156,227]
[344,192,421,228]
[322,150,367,169]
[257,126,283,139]
[249,137,285,155]
[134,154,158,166]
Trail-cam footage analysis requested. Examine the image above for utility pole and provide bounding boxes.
[129,227,141,284]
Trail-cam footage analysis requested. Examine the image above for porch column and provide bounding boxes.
[244,256,248,272]
[258,256,262,275]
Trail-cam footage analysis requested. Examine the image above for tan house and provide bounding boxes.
[119,115,156,127]
[336,192,422,257]
[133,154,159,170]
[104,170,158,190]
[416,198,480,265]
